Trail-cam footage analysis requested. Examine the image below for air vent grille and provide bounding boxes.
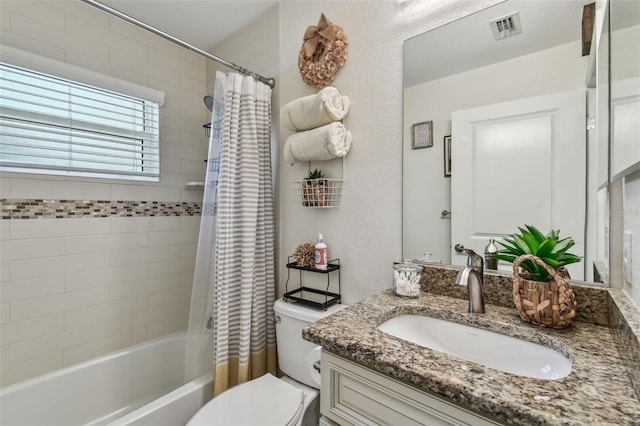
[490,12,522,40]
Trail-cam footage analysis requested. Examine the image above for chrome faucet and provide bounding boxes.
[454,249,486,313]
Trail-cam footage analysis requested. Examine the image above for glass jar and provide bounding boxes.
[392,262,423,298]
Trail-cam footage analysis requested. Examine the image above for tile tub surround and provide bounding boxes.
[304,291,640,425]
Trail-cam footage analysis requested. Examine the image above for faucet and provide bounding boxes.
[454,249,486,314]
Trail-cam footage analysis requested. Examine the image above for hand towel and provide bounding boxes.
[284,122,352,164]
[281,86,350,132]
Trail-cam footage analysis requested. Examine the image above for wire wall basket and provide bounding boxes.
[290,178,343,208]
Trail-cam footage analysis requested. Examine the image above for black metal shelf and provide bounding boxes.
[285,261,340,273]
[284,256,341,310]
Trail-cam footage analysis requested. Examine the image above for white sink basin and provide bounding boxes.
[377,314,572,380]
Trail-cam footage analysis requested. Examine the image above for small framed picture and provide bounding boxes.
[411,121,433,149]
[444,135,452,177]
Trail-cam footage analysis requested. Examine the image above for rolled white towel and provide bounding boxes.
[284,122,352,164]
[281,86,350,132]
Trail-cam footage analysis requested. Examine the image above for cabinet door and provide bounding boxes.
[321,352,502,426]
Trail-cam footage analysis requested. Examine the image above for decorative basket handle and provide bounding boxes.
[512,254,577,329]
[512,254,564,283]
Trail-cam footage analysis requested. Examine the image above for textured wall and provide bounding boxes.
[276,0,501,304]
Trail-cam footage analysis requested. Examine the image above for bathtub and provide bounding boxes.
[0,332,213,426]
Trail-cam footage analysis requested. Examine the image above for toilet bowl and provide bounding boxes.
[186,300,345,426]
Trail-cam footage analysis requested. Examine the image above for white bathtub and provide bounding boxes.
[0,333,213,426]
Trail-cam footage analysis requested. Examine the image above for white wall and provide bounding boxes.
[403,40,588,266]
[276,0,500,304]
[0,1,208,386]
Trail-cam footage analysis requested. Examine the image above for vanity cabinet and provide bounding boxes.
[320,351,502,426]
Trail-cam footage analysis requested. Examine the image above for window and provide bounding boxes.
[0,63,160,181]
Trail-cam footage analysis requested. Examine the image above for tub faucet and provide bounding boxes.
[454,249,485,314]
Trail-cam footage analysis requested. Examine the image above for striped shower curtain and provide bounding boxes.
[212,72,276,396]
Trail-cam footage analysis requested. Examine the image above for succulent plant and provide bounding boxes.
[494,224,581,282]
[305,168,325,184]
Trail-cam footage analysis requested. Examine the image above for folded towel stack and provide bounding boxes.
[282,86,350,131]
[281,86,351,164]
[284,122,352,165]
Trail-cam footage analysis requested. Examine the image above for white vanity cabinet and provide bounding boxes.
[320,351,503,426]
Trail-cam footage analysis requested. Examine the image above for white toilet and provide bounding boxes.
[186,299,345,426]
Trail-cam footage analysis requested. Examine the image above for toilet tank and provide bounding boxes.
[273,299,345,389]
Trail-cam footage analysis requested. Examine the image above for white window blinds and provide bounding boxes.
[0,63,160,181]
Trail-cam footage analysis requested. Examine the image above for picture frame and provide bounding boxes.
[444,135,452,177]
[411,121,433,149]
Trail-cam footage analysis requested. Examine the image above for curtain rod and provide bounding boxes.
[80,0,276,89]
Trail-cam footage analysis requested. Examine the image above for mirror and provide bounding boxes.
[609,0,640,181]
[403,0,611,281]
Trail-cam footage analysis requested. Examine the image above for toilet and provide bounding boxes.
[186,299,345,426]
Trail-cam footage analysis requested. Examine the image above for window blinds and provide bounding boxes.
[0,63,160,181]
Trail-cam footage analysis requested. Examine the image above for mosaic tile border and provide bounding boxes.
[0,199,201,219]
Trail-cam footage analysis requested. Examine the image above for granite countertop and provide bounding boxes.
[303,290,640,425]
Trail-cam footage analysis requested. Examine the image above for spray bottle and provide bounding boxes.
[315,233,328,270]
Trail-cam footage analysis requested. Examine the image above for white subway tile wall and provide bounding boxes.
[0,215,199,386]
[0,0,211,386]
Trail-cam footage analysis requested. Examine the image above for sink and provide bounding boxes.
[377,314,572,380]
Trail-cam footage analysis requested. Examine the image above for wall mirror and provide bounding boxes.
[402,0,616,281]
[609,0,640,181]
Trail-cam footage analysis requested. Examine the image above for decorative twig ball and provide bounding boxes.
[293,243,316,267]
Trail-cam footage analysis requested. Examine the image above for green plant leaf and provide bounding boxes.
[557,254,582,265]
[551,237,575,255]
[512,234,532,254]
[497,237,520,254]
[545,229,560,240]
[494,253,518,263]
[495,225,581,275]
[519,228,540,252]
[535,238,557,258]
[525,225,546,243]
[540,257,562,268]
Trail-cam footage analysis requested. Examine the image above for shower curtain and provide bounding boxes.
[185,72,226,382]
[186,72,276,396]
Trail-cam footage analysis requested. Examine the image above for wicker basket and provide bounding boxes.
[291,178,343,208]
[512,254,577,329]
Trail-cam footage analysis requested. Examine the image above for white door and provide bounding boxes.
[451,89,586,279]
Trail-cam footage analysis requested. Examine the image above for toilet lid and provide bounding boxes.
[187,374,305,426]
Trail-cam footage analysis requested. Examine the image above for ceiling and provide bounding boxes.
[404,0,591,87]
[98,0,278,51]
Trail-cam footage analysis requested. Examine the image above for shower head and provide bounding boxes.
[203,95,214,112]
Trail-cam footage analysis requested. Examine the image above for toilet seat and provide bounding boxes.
[186,373,305,426]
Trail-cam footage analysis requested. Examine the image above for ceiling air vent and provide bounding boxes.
[490,12,522,40]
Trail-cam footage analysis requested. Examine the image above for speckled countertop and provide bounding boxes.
[303,290,640,425]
